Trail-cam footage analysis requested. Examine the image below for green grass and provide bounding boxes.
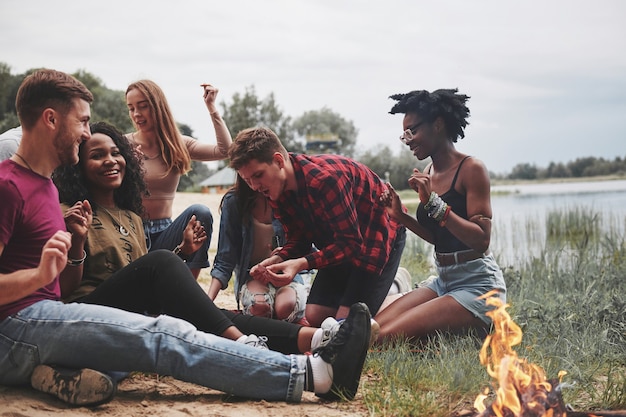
[360,207,626,416]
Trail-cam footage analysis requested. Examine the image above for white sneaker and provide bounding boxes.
[239,334,269,350]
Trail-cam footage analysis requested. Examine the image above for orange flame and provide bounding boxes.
[475,291,566,417]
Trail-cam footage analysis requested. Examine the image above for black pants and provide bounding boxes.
[77,250,301,354]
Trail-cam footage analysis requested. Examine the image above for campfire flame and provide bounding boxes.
[475,291,567,417]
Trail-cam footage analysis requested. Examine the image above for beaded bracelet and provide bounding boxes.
[424,191,438,210]
[67,250,87,266]
[439,205,452,227]
[424,192,449,223]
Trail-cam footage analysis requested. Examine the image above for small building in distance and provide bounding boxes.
[199,166,236,194]
[305,133,339,154]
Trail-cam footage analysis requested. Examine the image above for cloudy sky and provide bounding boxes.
[1,0,624,174]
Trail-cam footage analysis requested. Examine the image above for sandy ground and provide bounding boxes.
[0,192,368,417]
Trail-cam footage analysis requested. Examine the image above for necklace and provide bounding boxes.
[14,153,35,172]
[131,132,161,160]
[98,205,130,237]
[142,149,161,160]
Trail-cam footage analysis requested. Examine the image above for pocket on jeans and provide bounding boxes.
[0,331,39,385]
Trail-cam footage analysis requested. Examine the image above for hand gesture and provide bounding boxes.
[134,144,146,160]
[37,231,72,286]
[180,215,207,255]
[64,200,93,240]
[251,258,299,288]
[379,183,404,220]
[201,83,219,113]
[407,168,432,204]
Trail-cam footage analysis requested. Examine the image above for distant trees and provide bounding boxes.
[358,145,429,188]
[0,65,134,133]
[0,63,624,188]
[507,156,626,180]
[177,123,212,191]
[219,85,300,154]
[292,107,358,157]
[73,70,133,133]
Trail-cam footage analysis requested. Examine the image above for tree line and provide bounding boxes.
[503,157,626,181]
[1,63,623,190]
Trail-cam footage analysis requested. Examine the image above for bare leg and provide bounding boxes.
[190,268,201,279]
[274,286,297,321]
[306,304,338,327]
[244,280,272,318]
[335,305,350,321]
[297,327,317,352]
[377,293,405,313]
[374,288,487,344]
[221,326,245,341]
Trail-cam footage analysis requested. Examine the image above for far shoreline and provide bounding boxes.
[490,173,626,187]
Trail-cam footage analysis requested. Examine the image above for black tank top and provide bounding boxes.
[416,156,471,253]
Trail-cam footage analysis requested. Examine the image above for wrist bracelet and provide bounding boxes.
[439,205,452,227]
[67,250,86,266]
[173,244,183,255]
[424,191,437,210]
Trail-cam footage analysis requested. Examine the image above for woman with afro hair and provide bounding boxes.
[375,88,506,344]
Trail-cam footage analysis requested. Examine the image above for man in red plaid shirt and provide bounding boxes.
[229,127,406,327]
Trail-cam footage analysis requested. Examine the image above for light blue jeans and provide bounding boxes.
[0,300,306,401]
[420,253,507,325]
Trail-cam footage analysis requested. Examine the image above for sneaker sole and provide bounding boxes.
[31,365,116,406]
[317,302,371,401]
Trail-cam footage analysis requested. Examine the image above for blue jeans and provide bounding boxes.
[145,204,213,270]
[0,300,306,401]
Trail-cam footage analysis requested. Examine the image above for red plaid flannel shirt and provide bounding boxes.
[270,153,401,275]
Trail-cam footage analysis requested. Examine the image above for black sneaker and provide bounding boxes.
[313,302,371,401]
[31,365,116,406]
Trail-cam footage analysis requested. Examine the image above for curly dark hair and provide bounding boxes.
[389,88,470,142]
[53,121,148,216]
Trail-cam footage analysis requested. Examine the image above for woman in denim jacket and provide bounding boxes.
[209,176,308,323]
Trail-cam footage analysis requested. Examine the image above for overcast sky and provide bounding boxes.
[1,0,624,174]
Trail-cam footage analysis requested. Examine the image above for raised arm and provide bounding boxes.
[184,84,232,161]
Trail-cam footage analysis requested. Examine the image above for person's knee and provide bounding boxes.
[275,285,306,322]
[149,249,179,263]
[188,204,213,224]
[247,297,272,318]
[240,285,274,318]
[273,298,297,321]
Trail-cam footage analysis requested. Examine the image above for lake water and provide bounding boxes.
[405,179,626,268]
[491,179,626,266]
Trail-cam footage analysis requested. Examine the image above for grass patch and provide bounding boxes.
[361,207,626,415]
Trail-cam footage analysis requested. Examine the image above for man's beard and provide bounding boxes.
[53,122,80,167]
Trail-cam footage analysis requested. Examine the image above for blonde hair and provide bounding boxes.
[126,80,191,175]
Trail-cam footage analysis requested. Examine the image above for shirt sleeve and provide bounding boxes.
[184,112,232,161]
[0,177,21,246]
[210,193,242,288]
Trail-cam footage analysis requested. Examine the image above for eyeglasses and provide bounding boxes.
[399,120,427,144]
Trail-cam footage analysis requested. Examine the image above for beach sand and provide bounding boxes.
[0,191,367,417]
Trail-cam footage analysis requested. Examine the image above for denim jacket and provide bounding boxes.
[211,191,302,307]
